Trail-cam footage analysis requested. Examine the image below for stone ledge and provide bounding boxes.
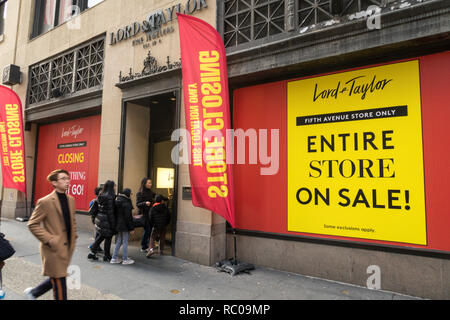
[176,220,226,237]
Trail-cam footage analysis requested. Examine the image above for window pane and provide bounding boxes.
[41,0,57,34]
[59,0,75,24]
[87,0,103,8]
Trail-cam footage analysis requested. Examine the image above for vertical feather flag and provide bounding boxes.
[0,85,26,194]
[177,13,235,227]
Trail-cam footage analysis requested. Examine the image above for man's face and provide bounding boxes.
[52,172,70,192]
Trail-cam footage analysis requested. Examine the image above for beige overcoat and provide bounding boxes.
[27,190,78,278]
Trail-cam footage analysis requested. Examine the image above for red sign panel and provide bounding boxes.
[233,51,450,253]
[34,115,101,211]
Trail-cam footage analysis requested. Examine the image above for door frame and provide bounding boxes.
[118,88,181,256]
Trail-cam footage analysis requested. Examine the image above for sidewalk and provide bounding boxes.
[0,217,421,300]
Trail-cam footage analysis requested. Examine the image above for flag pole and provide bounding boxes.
[16,191,29,222]
[24,192,29,219]
[233,228,237,265]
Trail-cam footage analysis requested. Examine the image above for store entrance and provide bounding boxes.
[120,91,178,256]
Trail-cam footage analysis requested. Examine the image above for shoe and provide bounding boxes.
[140,248,148,252]
[87,253,98,261]
[122,258,135,265]
[146,248,155,258]
[88,245,104,253]
[24,287,36,300]
[110,258,122,264]
[103,256,112,262]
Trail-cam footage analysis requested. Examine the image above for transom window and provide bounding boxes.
[31,0,104,38]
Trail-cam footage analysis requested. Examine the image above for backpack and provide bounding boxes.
[0,233,15,262]
[89,199,99,224]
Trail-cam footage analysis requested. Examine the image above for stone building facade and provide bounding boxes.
[0,0,448,299]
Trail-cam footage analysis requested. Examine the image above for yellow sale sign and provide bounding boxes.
[287,60,427,245]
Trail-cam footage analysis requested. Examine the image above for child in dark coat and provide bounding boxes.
[146,195,170,258]
[111,188,135,265]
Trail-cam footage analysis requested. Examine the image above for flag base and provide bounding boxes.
[215,258,255,276]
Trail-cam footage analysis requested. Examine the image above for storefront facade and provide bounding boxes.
[0,0,449,299]
[0,0,225,265]
[222,0,450,299]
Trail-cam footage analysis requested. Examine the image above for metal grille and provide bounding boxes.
[298,0,334,28]
[29,63,50,104]
[341,0,383,15]
[28,38,104,105]
[223,0,285,47]
[75,39,104,91]
[222,0,392,48]
[50,53,74,98]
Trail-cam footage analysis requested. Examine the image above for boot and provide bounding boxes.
[88,253,98,261]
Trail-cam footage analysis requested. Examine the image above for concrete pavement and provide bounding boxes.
[0,217,422,301]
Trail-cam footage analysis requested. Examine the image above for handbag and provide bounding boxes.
[132,215,145,228]
[0,233,15,261]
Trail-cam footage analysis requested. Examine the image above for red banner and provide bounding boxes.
[177,13,235,227]
[0,85,27,194]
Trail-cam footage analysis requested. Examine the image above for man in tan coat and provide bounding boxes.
[24,169,78,300]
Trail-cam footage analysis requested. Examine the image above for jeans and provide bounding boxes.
[141,224,153,250]
[89,231,102,250]
[150,227,166,251]
[92,234,112,258]
[112,232,130,260]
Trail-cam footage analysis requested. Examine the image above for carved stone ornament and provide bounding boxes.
[118,50,181,83]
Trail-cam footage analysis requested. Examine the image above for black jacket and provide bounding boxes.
[150,203,171,230]
[114,194,134,232]
[136,190,154,227]
[94,193,116,237]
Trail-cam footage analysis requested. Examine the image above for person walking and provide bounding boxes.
[24,169,78,300]
[136,178,155,252]
[88,180,116,262]
[111,188,135,265]
[146,195,171,258]
[1,231,15,299]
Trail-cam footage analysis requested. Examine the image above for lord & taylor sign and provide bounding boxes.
[109,0,208,46]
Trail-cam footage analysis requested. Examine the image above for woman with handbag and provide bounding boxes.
[136,177,155,252]
[88,180,117,262]
[111,188,135,265]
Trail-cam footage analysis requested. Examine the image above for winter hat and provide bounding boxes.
[121,188,131,198]
[155,194,168,203]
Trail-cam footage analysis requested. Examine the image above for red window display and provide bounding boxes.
[33,115,101,211]
[233,51,450,253]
